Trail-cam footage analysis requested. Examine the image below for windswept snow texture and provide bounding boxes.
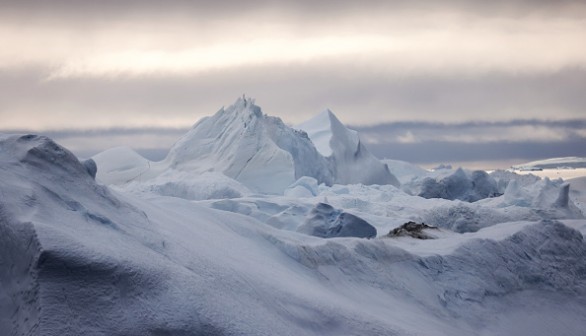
[2,133,586,335]
[164,98,333,194]
[297,109,400,187]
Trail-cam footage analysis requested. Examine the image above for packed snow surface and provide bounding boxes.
[2,100,586,336]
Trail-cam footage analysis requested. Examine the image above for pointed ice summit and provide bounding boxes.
[296,109,400,187]
[164,97,334,194]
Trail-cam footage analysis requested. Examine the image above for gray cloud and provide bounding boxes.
[2,65,586,129]
[1,0,584,169]
[3,0,585,20]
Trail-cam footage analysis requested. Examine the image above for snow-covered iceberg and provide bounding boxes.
[93,97,400,195]
[164,97,334,194]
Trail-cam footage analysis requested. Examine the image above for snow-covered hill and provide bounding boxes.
[2,110,586,335]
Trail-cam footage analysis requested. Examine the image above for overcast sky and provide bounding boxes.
[1,0,585,167]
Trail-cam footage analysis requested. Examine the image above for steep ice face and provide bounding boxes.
[296,109,400,187]
[295,109,336,157]
[165,98,333,194]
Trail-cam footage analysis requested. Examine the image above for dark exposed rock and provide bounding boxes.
[387,221,438,240]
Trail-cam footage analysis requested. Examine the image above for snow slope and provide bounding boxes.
[3,133,586,335]
[297,110,400,187]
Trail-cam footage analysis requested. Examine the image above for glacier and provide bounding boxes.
[2,99,586,336]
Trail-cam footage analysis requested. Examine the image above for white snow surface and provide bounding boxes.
[3,130,586,334]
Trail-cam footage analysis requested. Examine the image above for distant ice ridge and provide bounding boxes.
[93,97,400,195]
[417,168,500,202]
[512,156,586,170]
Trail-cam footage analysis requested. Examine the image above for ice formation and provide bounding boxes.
[2,99,586,336]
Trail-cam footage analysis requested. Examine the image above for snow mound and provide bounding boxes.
[418,168,500,202]
[165,97,333,194]
[297,109,400,187]
[92,146,151,185]
[297,203,377,238]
